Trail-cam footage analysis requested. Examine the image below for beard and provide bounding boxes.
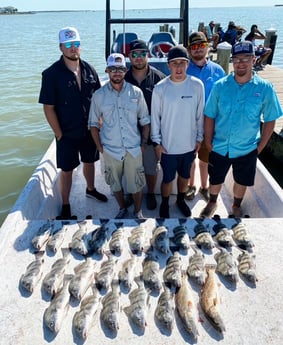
[64,53,80,61]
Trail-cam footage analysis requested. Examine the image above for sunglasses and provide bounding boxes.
[190,43,208,50]
[64,41,80,49]
[108,67,126,73]
[131,51,147,58]
[232,57,252,64]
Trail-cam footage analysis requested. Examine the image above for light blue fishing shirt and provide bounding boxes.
[187,59,226,102]
[205,72,283,158]
[88,80,150,161]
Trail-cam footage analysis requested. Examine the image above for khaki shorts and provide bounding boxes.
[143,144,158,175]
[103,151,145,194]
[198,140,209,163]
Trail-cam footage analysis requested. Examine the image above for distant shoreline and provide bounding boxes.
[0,10,96,15]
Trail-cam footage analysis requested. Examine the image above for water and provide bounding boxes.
[1,6,283,225]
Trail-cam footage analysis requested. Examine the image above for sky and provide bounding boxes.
[1,0,277,11]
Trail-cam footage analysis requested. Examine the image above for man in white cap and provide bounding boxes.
[39,26,107,220]
[151,46,205,218]
[89,53,150,219]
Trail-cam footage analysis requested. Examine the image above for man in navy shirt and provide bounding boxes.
[39,26,107,219]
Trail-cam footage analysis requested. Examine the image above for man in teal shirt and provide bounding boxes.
[200,41,282,218]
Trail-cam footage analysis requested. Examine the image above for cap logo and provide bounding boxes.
[64,30,77,40]
[234,42,251,53]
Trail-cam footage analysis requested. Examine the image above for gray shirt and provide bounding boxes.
[89,80,150,160]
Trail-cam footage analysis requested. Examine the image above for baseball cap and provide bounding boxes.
[129,39,148,51]
[59,27,80,44]
[232,41,255,56]
[106,53,126,67]
[188,32,208,46]
[167,46,189,62]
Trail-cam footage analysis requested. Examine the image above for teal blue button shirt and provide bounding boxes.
[205,72,283,158]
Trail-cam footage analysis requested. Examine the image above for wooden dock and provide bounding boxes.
[257,65,283,134]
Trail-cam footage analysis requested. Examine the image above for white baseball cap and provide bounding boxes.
[106,53,126,68]
[59,27,80,44]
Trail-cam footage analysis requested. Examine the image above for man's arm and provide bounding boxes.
[43,104,62,140]
[204,115,215,152]
[257,121,275,154]
[90,126,103,153]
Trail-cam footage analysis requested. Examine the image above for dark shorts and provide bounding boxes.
[255,47,267,56]
[208,149,258,186]
[56,131,99,171]
[161,151,195,183]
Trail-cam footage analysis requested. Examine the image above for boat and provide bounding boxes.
[0,1,283,344]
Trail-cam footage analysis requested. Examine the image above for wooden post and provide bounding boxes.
[264,29,277,65]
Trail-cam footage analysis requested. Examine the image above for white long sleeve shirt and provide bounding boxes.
[151,75,204,154]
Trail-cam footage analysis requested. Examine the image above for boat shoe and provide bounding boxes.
[185,185,196,200]
[86,188,108,202]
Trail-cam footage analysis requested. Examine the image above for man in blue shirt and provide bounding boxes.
[186,32,226,202]
[200,41,282,218]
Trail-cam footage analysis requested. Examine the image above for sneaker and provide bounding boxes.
[199,187,210,202]
[124,194,134,208]
[133,210,146,219]
[176,199,191,217]
[199,201,217,218]
[159,202,170,218]
[231,206,242,218]
[86,188,108,202]
[185,185,196,200]
[146,193,157,210]
[115,208,128,219]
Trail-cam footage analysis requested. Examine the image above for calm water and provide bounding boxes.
[1,6,283,225]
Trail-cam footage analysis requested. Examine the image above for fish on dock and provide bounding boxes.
[237,250,257,284]
[95,252,117,291]
[43,274,73,333]
[212,222,234,248]
[46,222,69,253]
[100,279,121,332]
[73,287,100,339]
[88,220,109,255]
[118,253,137,292]
[187,245,206,286]
[163,250,182,289]
[142,251,162,292]
[69,258,96,301]
[124,276,150,330]
[128,223,147,254]
[200,265,226,334]
[214,247,239,283]
[154,284,174,331]
[175,272,198,339]
[193,222,214,250]
[42,248,71,296]
[69,221,89,256]
[171,219,190,250]
[150,225,170,254]
[19,251,45,293]
[231,222,254,249]
[109,222,124,255]
[31,221,53,250]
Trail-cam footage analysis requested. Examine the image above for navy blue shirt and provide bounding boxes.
[39,56,101,139]
[125,65,165,114]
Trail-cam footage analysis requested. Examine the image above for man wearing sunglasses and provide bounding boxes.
[200,41,282,218]
[185,32,225,203]
[39,26,107,220]
[125,39,166,211]
[89,53,150,219]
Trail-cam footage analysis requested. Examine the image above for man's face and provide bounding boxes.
[60,41,81,61]
[129,50,148,70]
[188,42,209,62]
[168,59,189,82]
